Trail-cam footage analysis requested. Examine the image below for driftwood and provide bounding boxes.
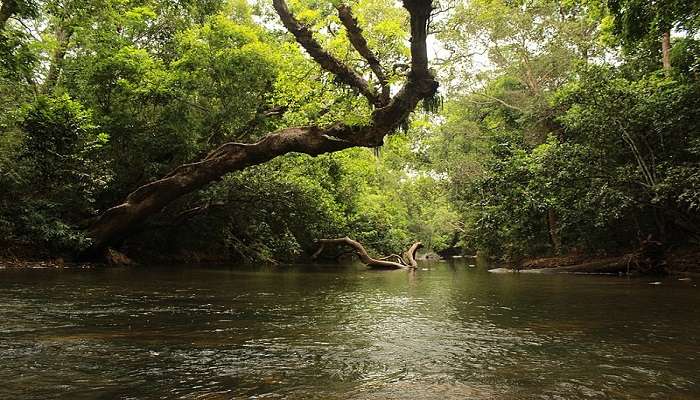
[313,237,422,269]
[403,241,422,268]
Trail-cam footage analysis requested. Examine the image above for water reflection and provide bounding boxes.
[0,262,698,399]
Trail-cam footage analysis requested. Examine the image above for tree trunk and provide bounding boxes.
[83,0,438,256]
[43,25,72,93]
[313,237,422,269]
[0,0,17,30]
[661,30,671,70]
[547,208,562,255]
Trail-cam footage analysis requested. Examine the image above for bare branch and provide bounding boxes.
[336,4,390,105]
[403,241,423,268]
[377,254,407,265]
[272,0,382,107]
[315,237,422,269]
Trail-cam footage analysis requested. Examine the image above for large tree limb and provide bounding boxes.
[84,0,437,256]
[404,0,432,76]
[314,237,422,269]
[87,124,363,249]
[336,4,390,105]
[273,0,382,107]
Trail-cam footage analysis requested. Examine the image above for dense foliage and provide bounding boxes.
[0,0,698,263]
[0,0,457,261]
[431,0,700,259]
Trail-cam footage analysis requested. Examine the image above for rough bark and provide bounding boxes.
[337,4,390,105]
[87,125,360,253]
[84,0,438,255]
[314,237,422,269]
[0,0,17,30]
[43,25,72,93]
[273,0,381,107]
[403,241,423,268]
[661,30,671,70]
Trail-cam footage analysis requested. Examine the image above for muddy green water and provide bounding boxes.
[0,262,699,399]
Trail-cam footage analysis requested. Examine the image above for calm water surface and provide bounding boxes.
[0,261,699,399]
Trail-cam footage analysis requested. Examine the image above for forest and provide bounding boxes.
[0,0,699,272]
[3,1,700,399]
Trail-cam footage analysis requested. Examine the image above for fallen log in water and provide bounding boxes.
[313,237,422,269]
[490,255,636,274]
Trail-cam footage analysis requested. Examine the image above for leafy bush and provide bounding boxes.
[0,95,111,253]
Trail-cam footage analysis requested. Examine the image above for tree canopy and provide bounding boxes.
[0,0,698,266]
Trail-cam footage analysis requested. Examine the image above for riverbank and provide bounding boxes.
[3,242,700,275]
[494,246,700,275]
[0,239,90,269]
[0,257,98,269]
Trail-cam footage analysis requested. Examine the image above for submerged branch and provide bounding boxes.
[313,237,422,269]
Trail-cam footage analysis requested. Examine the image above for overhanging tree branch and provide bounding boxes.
[84,0,437,256]
[272,0,382,107]
[336,4,390,105]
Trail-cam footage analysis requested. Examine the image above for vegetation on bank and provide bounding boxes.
[0,0,699,270]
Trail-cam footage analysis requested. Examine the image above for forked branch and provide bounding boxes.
[313,237,422,269]
[272,0,382,107]
[337,4,390,105]
[83,0,437,255]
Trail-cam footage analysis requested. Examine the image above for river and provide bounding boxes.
[0,261,698,399]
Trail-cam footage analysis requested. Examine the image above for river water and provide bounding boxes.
[0,261,698,399]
